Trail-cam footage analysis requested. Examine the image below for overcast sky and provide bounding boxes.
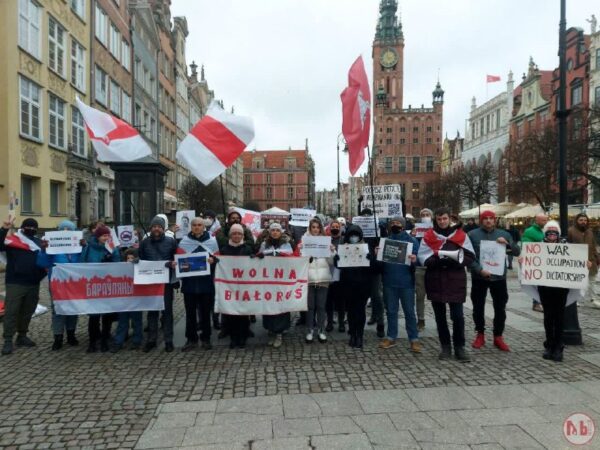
[170,0,597,190]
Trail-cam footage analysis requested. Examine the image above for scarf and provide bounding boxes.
[418,226,474,265]
[228,239,244,247]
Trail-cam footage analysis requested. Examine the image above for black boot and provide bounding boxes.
[552,346,564,362]
[2,339,13,355]
[454,346,471,362]
[100,339,109,352]
[438,345,452,360]
[66,330,79,346]
[355,329,364,349]
[542,341,553,360]
[87,341,98,353]
[348,329,357,347]
[338,312,346,333]
[213,313,221,330]
[52,334,63,351]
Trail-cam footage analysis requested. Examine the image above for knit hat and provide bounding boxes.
[420,208,433,217]
[360,208,373,216]
[150,215,165,229]
[230,223,244,235]
[269,222,283,231]
[94,225,111,238]
[204,209,217,219]
[389,215,406,228]
[543,220,561,235]
[228,210,242,220]
[21,218,38,229]
[480,210,496,221]
[57,220,77,231]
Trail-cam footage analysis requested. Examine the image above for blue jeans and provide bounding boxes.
[113,311,143,346]
[383,286,418,341]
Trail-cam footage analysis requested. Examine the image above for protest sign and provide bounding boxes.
[376,238,412,265]
[43,231,83,255]
[117,225,137,248]
[134,260,170,285]
[50,262,164,315]
[214,256,309,315]
[351,216,378,238]
[337,243,370,267]
[520,242,589,290]
[301,236,332,258]
[175,252,210,278]
[480,241,506,276]
[232,207,262,237]
[105,227,120,253]
[289,208,317,227]
[176,210,195,239]
[362,185,403,218]
[414,222,432,238]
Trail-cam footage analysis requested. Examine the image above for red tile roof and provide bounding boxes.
[242,149,310,170]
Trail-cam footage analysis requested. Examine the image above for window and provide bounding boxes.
[50,181,64,215]
[486,115,490,133]
[21,176,37,213]
[571,85,582,106]
[244,175,250,184]
[496,110,501,128]
[384,156,392,173]
[49,94,66,149]
[426,156,434,172]
[400,138,406,144]
[20,77,42,140]
[71,0,85,19]
[412,183,420,200]
[386,138,392,145]
[595,86,600,107]
[413,138,419,144]
[266,187,272,200]
[110,80,120,115]
[94,66,107,105]
[98,189,106,219]
[288,187,294,199]
[426,126,432,132]
[288,173,293,184]
[386,127,392,133]
[121,91,131,123]
[244,188,250,200]
[109,24,120,60]
[400,127,406,132]
[71,107,86,157]
[398,157,406,173]
[94,4,107,45]
[426,137,432,144]
[597,49,600,70]
[412,156,420,173]
[121,40,130,71]
[70,38,86,92]
[413,127,419,132]
[48,17,66,77]
[18,0,41,59]
[266,174,271,184]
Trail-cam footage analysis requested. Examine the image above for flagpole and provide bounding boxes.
[366,145,379,239]
[219,175,228,220]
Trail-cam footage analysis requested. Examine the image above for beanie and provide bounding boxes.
[228,210,242,220]
[229,224,244,235]
[420,208,433,217]
[543,220,561,235]
[150,215,165,229]
[269,222,283,231]
[94,225,111,238]
[360,208,373,216]
[21,218,38,229]
[204,209,217,219]
[57,220,77,231]
[389,215,406,228]
[480,210,496,221]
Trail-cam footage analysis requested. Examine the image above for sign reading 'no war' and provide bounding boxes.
[520,242,589,290]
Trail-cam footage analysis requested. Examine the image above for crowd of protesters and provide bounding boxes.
[1,204,598,364]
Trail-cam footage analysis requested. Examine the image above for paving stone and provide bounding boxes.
[467,445,504,450]
[160,401,218,414]
[354,389,418,414]
[483,424,544,448]
[178,444,248,450]
[519,422,579,449]
[182,419,272,446]
[387,412,439,430]
[410,427,493,445]
[522,382,592,405]
[152,412,197,429]
[251,436,310,450]
[282,394,322,419]
[272,418,322,438]
[464,384,547,408]
[213,413,280,424]
[310,392,364,416]
[216,396,282,415]
[577,352,600,367]
[134,427,185,449]
[366,430,419,449]
[569,380,600,399]
[318,416,362,435]
[456,406,548,427]
[530,404,599,423]
[426,411,470,428]
[405,387,483,411]
[351,414,396,433]
[310,433,373,450]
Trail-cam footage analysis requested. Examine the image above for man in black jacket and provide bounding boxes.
[139,215,178,352]
[1,217,47,355]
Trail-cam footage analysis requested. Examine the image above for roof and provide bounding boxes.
[538,71,554,101]
[242,149,310,170]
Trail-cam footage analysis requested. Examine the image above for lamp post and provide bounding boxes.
[337,133,346,218]
[557,0,582,345]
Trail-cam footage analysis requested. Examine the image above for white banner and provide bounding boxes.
[176,210,195,239]
[301,236,333,258]
[289,208,316,227]
[43,231,83,255]
[337,243,370,267]
[362,185,403,218]
[214,256,309,315]
[134,260,170,285]
[117,225,137,248]
[175,252,211,278]
[520,242,589,289]
[352,216,378,238]
[479,241,506,276]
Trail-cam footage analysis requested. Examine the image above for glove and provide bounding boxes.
[257,252,265,259]
[309,257,314,264]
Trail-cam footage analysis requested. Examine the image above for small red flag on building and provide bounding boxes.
[486,74,501,83]
[341,56,371,176]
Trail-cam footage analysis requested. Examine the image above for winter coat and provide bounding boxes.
[522,223,544,243]
[218,242,255,257]
[215,223,255,250]
[0,228,47,285]
[336,224,373,285]
[37,250,81,280]
[80,237,121,263]
[568,226,598,277]
[468,227,520,281]
[295,232,333,286]
[180,231,217,295]
[259,235,293,255]
[138,233,177,262]
[380,231,419,289]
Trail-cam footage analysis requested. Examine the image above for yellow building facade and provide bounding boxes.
[0,0,91,229]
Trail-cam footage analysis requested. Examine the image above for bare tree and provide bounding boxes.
[458,159,498,208]
[424,169,463,213]
[242,200,261,211]
[179,178,224,215]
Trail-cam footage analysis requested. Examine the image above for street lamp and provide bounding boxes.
[337,133,347,218]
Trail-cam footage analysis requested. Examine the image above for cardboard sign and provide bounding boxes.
[214,255,309,315]
[520,242,589,290]
[175,252,210,278]
[134,260,170,285]
[176,210,195,239]
[414,222,432,238]
[44,231,84,255]
[352,216,379,238]
[337,243,370,267]
[289,208,317,227]
[117,225,137,248]
[301,236,332,258]
[362,185,403,218]
[479,240,506,276]
[376,238,413,265]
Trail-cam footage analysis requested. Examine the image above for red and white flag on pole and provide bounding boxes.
[75,97,152,162]
[176,103,254,185]
[486,75,501,83]
[341,56,371,176]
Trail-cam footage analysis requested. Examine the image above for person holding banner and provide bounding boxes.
[378,217,421,353]
[1,217,47,355]
[568,213,600,308]
[215,223,255,349]
[36,220,83,351]
[411,208,434,332]
[418,208,475,362]
[179,218,218,352]
[259,222,294,348]
[80,225,121,353]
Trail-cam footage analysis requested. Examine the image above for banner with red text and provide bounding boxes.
[520,242,589,290]
[214,256,309,315]
[50,263,165,315]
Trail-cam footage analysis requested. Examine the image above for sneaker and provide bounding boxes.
[493,336,510,352]
[272,334,283,348]
[376,324,385,338]
[325,322,334,332]
[165,342,174,353]
[318,331,327,343]
[201,341,213,350]
[471,332,485,349]
[378,338,396,349]
[305,331,314,343]
[410,341,422,354]
[532,303,544,313]
[16,335,36,347]
[591,300,600,309]
[143,341,157,353]
[181,341,198,352]
[454,347,471,362]
[417,320,425,332]
[2,340,13,355]
[438,345,452,360]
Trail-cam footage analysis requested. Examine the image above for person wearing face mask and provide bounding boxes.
[203,210,221,236]
[1,217,47,355]
[327,220,345,332]
[378,216,421,352]
[568,213,600,308]
[215,210,255,250]
[411,208,434,331]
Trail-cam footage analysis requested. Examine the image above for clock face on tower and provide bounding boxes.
[380,48,398,68]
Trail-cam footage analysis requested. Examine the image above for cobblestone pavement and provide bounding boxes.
[2,270,600,448]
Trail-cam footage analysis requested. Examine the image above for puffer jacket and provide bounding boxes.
[139,232,177,261]
[0,228,47,285]
[295,232,334,286]
[81,237,121,263]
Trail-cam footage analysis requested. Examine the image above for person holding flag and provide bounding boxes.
[418,208,475,361]
[1,217,47,355]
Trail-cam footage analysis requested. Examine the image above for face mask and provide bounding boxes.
[390,226,402,234]
[22,228,36,238]
[421,217,432,224]
[349,235,360,244]
[330,229,340,236]
[205,218,214,227]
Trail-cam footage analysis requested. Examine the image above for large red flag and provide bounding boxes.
[486,74,501,83]
[341,56,371,176]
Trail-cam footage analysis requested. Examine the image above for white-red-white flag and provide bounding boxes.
[176,103,254,185]
[75,97,152,162]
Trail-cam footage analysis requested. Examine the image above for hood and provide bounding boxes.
[156,214,169,229]
[343,224,363,243]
